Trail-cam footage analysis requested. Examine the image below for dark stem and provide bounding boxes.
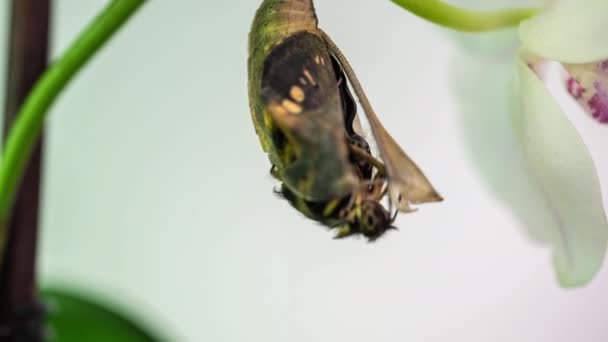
[0,0,51,340]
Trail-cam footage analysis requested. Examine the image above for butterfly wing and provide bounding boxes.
[261,31,358,201]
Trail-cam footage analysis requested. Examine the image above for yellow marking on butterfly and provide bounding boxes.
[354,193,363,219]
[335,224,352,239]
[294,197,314,217]
[262,110,275,134]
[303,68,316,86]
[323,198,341,217]
[290,86,305,103]
[268,101,289,117]
[282,99,302,114]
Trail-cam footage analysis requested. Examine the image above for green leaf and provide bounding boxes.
[43,289,163,342]
[514,50,608,287]
[519,0,608,63]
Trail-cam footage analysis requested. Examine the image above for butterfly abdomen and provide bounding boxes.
[250,0,317,51]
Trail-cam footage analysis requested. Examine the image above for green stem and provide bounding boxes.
[0,0,146,255]
[390,0,539,32]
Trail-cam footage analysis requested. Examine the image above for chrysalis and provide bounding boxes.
[247,0,442,240]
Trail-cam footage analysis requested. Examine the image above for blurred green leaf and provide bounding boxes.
[42,289,162,342]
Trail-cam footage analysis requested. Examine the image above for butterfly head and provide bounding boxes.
[335,197,396,242]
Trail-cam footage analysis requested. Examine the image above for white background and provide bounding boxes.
[1,1,608,341]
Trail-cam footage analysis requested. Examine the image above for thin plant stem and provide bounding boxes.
[0,0,50,338]
[0,0,52,341]
[390,0,539,32]
[0,0,146,257]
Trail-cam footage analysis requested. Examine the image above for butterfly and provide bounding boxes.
[247,0,442,240]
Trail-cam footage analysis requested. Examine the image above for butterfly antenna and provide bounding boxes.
[390,210,399,224]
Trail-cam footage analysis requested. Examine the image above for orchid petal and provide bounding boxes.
[519,0,608,63]
[452,42,597,287]
[563,61,608,124]
[513,50,608,286]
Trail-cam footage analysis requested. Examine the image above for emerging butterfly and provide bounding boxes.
[247,0,442,241]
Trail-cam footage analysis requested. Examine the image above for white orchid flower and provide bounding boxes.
[392,0,608,287]
[520,0,608,124]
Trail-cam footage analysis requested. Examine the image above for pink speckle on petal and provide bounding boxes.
[566,77,585,99]
[588,82,608,123]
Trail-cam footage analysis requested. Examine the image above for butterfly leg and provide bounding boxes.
[348,144,385,177]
